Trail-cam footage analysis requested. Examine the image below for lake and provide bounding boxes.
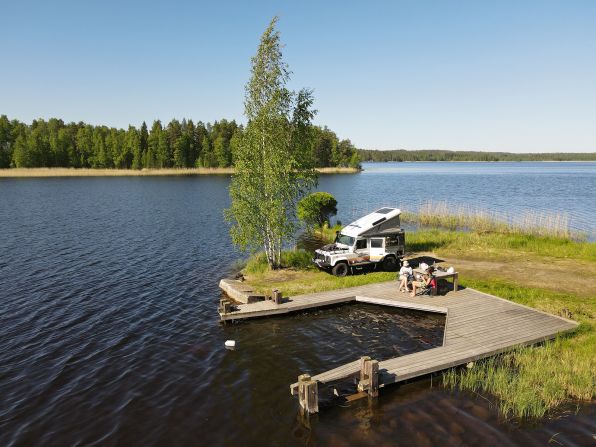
[0,162,594,446]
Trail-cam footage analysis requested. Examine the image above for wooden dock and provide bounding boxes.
[218,281,578,413]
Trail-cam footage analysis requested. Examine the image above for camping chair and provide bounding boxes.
[414,283,432,296]
[414,277,437,296]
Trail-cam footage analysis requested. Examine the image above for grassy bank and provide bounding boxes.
[238,227,595,419]
[0,166,360,177]
[443,278,594,419]
[242,249,396,296]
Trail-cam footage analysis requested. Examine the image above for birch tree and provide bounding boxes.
[225,17,317,269]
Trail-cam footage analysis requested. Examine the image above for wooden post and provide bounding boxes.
[297,374,318,414]
[453,273,459,292]
[219,298,232,314]
[367,360,379,397]
[358,356,379,398]
[359,356,371,384]
[272,289,283,304]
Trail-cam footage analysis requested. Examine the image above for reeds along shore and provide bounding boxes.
[0,167,360,177]
[398,200,577,239]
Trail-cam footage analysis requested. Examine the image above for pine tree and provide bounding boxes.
[0,115,14,168]
[146,120,162,168]
[130,126,143,169]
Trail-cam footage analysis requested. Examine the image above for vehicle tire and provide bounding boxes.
[382,256,398,272]
[332,262,349,277]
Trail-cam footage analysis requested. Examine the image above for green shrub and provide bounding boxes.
[244,249,315,273]
[281,249,314,269]
[297,192,338,229]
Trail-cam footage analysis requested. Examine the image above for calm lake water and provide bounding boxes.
[0,162,594,446]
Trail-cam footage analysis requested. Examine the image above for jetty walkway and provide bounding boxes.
[218,280,578,413]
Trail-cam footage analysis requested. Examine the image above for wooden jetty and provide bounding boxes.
[218,280,578,414]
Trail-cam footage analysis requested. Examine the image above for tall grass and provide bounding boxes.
[443,334,595,419]
[402,200,577,239]
[443,278,595,419]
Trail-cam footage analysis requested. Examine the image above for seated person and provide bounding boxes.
[411,266,437,296]
[398,260,413,292]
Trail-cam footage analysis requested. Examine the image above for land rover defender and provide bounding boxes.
[313,207,405,276]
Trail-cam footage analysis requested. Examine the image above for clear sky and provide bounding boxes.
[1,0,595,152]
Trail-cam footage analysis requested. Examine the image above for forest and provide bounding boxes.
[357,148,596,162]
[0,115,361,169]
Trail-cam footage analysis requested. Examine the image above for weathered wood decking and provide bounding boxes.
[218,280,578,411]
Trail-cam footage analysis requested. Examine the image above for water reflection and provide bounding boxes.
[304,379,595,447]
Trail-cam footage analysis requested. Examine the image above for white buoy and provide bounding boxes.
[225,340,236,348]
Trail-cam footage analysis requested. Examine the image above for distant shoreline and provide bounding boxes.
[361,160,596,163]
[0,167,360,178]
[357,148,596,163]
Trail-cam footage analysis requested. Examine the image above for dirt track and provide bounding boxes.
[417,252,596,298]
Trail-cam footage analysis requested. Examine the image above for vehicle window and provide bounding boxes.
[336,234,355,246]
[387,235,401,246]
[371,239,383,248]
[356,239,367,250]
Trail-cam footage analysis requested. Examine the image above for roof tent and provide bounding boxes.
[341,207,402,238]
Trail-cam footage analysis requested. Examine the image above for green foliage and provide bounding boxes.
[0,113,358,170]
[0,115,14,168]
[310,126,361,168]
[0,115,241,170]
[297,192,338,229]
[358,148,596,162]
[225,16,317,269]
[244,249,314,274]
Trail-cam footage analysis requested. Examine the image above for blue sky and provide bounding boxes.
[1,0,595,152]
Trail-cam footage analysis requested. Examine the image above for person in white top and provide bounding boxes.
[398,260,413,292]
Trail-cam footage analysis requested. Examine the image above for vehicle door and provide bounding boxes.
[353,238,369,263]
[370,238,385,261]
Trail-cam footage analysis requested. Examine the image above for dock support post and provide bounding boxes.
[358,356,379,398]
[219,298,232,314]
[272,289,283,304]
[297,374,318,414]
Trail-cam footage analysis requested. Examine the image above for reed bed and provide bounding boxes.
[443,277,595,419]
[443,335,595,419]
[401,200,575,239]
